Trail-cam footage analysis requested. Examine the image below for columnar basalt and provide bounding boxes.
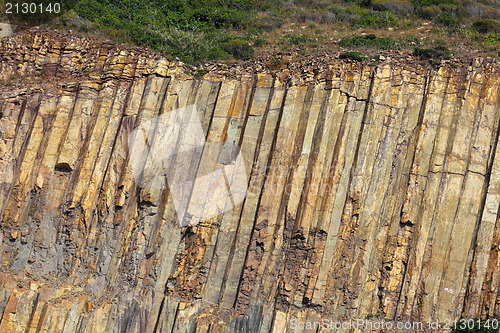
[0,30,500,332]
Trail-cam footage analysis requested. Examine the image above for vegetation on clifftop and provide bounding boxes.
[1,0,500,63]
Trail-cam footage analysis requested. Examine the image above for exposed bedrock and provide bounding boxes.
[0,30,500,332]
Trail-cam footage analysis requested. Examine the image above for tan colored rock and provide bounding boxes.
[0,29,500,333]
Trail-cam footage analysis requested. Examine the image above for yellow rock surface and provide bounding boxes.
[1,30,500,332]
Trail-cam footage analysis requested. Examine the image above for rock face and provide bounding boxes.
[0,30,500,332]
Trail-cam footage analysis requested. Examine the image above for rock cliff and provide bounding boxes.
[0,29,500,332]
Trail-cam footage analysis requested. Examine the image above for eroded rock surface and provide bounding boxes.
[0,30,500,332]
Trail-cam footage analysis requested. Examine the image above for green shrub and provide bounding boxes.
[421,5,442,18]
[339,34,401,49]
[405,35,421,45]
[371,0,414,13]
[484,33,500,45]
[339,34,377,47]
[158,28,230,64]
[473,19,500,33]
[339,51,365,61]
[416,1,466,30]
[222,40,254,60]
[78,23,91,32]
[205,46,231,62]
[416,4,465,29]
[193,69,207,78]
[294,10,338,24]
[14,0,498,65]
[412,0,458,7]
[102,27,129,43]
[326,4,399,28]
[414,46,451,60]
[435,11,462,28]
[253,37,267,47]
[267,58,283,69]
[376,37,401,49]
[257,16,283,31]
[357,10,398,28]
[71,0,257,64]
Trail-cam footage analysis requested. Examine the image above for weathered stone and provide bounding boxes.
[1,29,500,333]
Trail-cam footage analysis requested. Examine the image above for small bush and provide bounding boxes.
[371,0,414,14]
[418,3,465,30]
[156,28,230,64]
[257,16,283,31]
[102,27,129,43]
[267,58,283,70]
[376,37,401,49]
[417,4,465,28]
[421,5,442,18]
[294,10,338,24]
[473,19,500,33]
[339,35,401,50]
[435,11,462,29]
[405,35,421,45]
[280,34,311,46]
[339,34,377,47]
[78,23,92,32]
[450,319,499,333]
[484,33,500,45]
[71,0,257,64]
[412,0,458,7]
[414,46,451,60]
[253,37,267,47]
[326,4,398,28]
[466,5,500,20]
[339,51,365,61]
[357,10,398,28]
[222,40,254,60]
[193,69,206,78]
